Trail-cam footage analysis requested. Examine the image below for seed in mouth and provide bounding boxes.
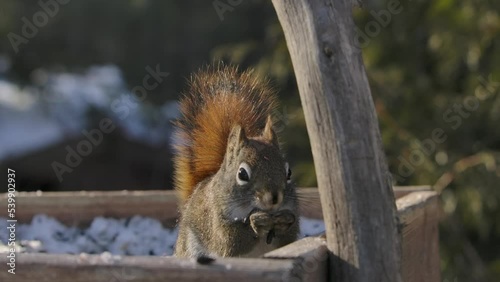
[266,229,275,244]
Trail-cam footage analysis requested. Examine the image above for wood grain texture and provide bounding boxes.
[271,0,401,281]
[397,191,440,282]
[265,236,329,282]
[0,253,296,282]
[0,190,179,228]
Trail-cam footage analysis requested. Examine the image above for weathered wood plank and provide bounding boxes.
[265,236,328,282]
[0,190,178,228]
[0,253,296,282]
[397,191,440,282]
[271,1,402,281]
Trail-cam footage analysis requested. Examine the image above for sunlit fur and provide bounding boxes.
[173,64,278,203]
[173,64,300,258]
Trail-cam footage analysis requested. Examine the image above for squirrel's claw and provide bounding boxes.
[249,211,274,236]
[249,209,296,240]
[272,210,296,234]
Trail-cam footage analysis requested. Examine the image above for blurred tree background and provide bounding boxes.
[0,0,499,280]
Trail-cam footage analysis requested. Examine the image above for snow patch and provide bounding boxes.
[0,65,178,161]
[0,214,324,256]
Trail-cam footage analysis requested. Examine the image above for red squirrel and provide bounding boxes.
[173,64,299,258]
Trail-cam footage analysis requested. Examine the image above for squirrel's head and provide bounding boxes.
[218,116,295,219]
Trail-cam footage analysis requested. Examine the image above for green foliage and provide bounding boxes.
[356,1,500,280]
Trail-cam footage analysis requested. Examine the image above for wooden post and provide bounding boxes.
[271,1,402,281]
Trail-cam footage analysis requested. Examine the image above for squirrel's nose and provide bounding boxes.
[260,191,283,210]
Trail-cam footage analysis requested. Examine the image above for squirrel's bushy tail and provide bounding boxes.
[174,64,278,203]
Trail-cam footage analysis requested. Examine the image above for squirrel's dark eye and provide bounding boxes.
[285,162,292,184]
[236,162,251,185]
[238,168,249,181]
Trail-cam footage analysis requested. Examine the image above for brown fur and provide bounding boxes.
[174,64,278,203]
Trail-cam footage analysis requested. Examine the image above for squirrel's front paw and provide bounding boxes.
[272,210,296,234]
[249,210,296,237]
[249,211,274,236]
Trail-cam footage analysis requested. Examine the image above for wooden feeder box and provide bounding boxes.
[0,187,439,281]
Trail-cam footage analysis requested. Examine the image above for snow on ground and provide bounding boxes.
[0,214,325,256]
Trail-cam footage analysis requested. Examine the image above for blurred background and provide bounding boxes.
[0,0,498,280]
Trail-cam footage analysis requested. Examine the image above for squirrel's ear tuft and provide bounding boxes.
[225,125,247,162]
[227,124,247,152]
[234,124,247,144]
[262,115,278,145]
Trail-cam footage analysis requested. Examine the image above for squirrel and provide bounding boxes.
[173,64,300,258]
